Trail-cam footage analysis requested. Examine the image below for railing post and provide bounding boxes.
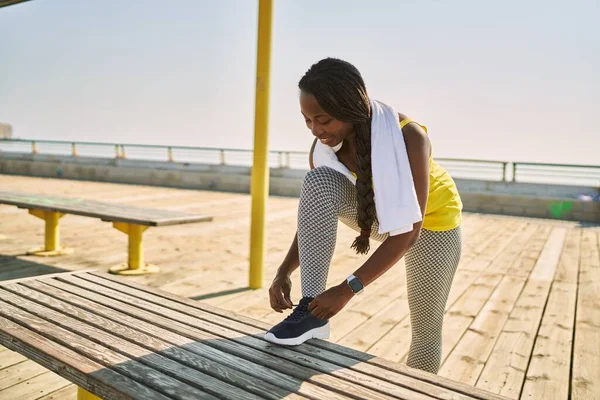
[278,152,283,168]
[168,147,174,162]
[220,150,225,165]
[71,142,78,157]
[31,141,38,155]
[120,145,126,160]
[501,162,507,182]
[115,144,120,159]
[512,162,517,182]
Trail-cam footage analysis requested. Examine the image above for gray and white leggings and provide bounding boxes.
[298,166,462,374]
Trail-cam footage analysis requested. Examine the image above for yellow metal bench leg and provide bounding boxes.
[78,387,102,400]
[26,209,73,256]
[109,222,159,275]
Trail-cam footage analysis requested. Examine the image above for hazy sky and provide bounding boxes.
[1,0,598,164]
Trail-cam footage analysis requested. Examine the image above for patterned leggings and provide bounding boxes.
[298,167,462,374]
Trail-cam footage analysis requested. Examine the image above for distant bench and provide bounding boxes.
[0,271,510,400]
[0,191,212,275]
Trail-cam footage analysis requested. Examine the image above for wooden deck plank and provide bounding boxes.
[439,273,505,364]
[0,370,71,400]
[474,228,566,398]
[37,384,77,400]
[484,225,539,276]
[438,275,527,385]
[0,359,48,390]
[554,229,582,283]
[506,225,552,278]
[572,230,600,399]
[520,281,577,400]
[0,349,27,369]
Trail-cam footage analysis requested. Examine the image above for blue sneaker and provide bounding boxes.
[264,297,330,345]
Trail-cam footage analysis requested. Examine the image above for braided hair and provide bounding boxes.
[299,58,375,255]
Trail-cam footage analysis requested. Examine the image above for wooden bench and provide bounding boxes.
[0,271,510,400]
[0,191,212,275]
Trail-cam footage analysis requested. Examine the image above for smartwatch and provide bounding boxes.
[346,274,364,295]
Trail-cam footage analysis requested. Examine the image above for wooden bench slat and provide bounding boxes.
[19,280,348,400]
[84,272,502,399]
[56,274,436,400]
[0,298,218,400]
[36,279,369,400]
[0,288,267,400]
[3,281,310,400]
[86,272,503,400]
[0,191,211,226]
[0,315,171,400]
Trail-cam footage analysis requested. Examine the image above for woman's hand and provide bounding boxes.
[308,282,354,320]
[269,272,293,313]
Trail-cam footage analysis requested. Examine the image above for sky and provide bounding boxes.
[1,0,598,165]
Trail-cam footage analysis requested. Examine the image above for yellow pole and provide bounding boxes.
[249,0,273,289]
[109,223,157,275]
[27,209,71,256]
[45,211,61,251]
[128,224,145,270]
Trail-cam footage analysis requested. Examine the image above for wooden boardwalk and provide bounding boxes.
[0,174,598,400]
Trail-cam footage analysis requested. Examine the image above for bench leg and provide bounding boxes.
[109,222,159,275]
[78,387,102,400]
[26,209,73,256]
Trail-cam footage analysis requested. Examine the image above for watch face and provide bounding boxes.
[348,277,364,293]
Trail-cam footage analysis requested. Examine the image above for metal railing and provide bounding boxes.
[1,138,599,186]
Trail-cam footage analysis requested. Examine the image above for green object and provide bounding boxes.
[549,201,573,218]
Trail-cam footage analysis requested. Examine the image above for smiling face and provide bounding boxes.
[300,92,354,148]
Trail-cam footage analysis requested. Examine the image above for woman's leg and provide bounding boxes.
[265,167,372,345]
[404,227,462,374]
[298,167,386,298]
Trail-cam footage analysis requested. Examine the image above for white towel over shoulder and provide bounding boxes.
[312,98,422,236]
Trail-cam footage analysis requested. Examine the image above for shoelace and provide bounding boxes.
[284,301,310,322]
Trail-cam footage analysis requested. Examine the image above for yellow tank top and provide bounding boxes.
[351,118,462,232]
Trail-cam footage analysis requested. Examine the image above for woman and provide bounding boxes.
[265,57,462,374]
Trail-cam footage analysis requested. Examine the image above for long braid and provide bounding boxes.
[299,58,375,254]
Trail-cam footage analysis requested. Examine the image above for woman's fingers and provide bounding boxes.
[270,285,292,312]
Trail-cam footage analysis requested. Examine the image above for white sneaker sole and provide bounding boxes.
[263,323,330,346]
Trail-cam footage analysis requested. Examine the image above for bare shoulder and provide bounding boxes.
[309,138,317,169]
[397,113,429,149]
